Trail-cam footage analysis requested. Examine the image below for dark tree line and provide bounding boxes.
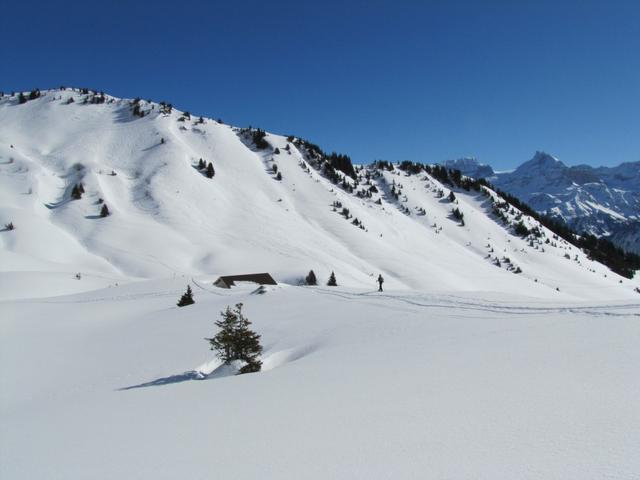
[392,160,639,279]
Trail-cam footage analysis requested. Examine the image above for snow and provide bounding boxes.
[1,89,639,478]
[2,278,640,479]
[0,90,636,297]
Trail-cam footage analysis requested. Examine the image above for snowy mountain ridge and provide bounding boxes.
[0,88,637,300]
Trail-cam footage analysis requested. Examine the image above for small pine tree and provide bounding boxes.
[514,221,530,237]
[206,162,215,178]
[4,222,14,231]
[71,184,82,200]
[18,92,27,104]
[272,164,278,174]
[176,285,195,307]
[448,191,456,202]
[274,147,281,154]
[327,271,337,286]
[206,303,263,374]
[198,158,205,169]
[276,172,282,181]
[100,204,110,217]
[305,270,317,285]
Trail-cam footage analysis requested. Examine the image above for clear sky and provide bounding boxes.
[1,0,639,169]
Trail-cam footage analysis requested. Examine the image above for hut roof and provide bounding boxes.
[213,273,277,288]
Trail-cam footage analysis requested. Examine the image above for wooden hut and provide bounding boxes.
[213,273,277,289]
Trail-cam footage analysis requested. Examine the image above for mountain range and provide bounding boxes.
[442,153,640,254]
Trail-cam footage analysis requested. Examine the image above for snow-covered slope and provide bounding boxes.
[0,89,637,300]
[2,89,640,479]
[2,278,639,479]
[444,153,640,254]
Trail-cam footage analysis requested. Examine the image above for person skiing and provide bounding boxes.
[377,274,384,292]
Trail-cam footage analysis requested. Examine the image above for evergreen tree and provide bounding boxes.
[305,270,317,285]
[251,129,269,149]
[327,271,337,286]
[448,191,456,202]
[100,204,110,217]
[206,162,215,178]
[514,221,530,237]
[198,158,205,169]
[176,285,195,307]
[206,303,263,373]
[233,307,263,373]
[276,172,282,181]
[207,305,238,361]
[71,184,82,200]
[18,92,27,104]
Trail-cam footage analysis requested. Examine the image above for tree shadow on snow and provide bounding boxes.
[117,345,318,391]
[117,370,207,390]
[117,363,238,391]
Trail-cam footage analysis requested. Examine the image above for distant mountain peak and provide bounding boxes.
[440,157,494,178]
[489,151,640,254]
[519,151,565,170]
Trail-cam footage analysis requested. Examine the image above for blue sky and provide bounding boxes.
[1,0,639,169]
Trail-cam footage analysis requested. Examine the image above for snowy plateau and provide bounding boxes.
[1,89,639,479]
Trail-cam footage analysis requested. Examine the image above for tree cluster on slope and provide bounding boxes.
[18,89,41,104]
[452,207,465,225]
[295,138,357,181]
[393,159,639,279]
[196,158,215,178]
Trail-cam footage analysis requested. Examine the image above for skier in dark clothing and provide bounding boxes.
[377,274,384,292]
